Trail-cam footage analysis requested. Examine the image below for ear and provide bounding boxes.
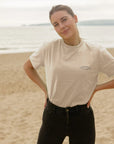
[74,14,78,23]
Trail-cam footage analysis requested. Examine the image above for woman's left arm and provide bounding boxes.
[87,79,114,108]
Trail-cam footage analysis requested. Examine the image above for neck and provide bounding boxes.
[64,36,81,46]
[63,29,81,46]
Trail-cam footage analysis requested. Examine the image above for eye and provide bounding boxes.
[62,18,67,22]
[53,23,59,27]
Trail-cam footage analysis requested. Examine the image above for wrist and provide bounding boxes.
[94,85,100,92]
[44,91,48,99]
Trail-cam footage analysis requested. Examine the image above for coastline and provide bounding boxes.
[0,48,114,144]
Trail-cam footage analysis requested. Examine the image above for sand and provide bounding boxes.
[0,49,114,144]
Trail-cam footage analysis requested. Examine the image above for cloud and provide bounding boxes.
[0,0,114,26]
[0,0,114,9]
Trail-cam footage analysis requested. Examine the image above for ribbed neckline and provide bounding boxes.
[61,38,83,49]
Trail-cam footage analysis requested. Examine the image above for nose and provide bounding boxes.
[59,23,65,29]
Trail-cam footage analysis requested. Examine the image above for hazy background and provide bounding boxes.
[0,0,114,53]
[0,0,114,27]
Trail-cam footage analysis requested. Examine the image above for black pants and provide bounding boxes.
[37,99,95,144]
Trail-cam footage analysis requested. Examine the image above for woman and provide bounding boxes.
[24,5,114,144]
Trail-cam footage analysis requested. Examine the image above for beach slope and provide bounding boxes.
[0,49,114,144]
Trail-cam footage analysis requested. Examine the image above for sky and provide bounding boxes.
[0,0,114,26]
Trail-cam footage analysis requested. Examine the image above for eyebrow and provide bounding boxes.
[52,16,68,25]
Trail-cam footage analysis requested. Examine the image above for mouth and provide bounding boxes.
[61,28,69,34]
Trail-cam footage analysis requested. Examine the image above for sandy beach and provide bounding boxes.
[0,48,114,144]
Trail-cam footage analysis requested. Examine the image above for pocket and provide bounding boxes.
[42,106,56,123]
[42,106,48,122]
[86,105,93,113]
[86,106,94,122]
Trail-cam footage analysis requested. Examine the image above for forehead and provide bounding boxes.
[50,10,72,23]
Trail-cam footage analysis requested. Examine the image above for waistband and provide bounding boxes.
[46,98,88,113]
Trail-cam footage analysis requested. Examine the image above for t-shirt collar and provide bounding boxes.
[61,38,83,49]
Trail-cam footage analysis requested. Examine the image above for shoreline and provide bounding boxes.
[0,47,114,55]
[0,49,34,54]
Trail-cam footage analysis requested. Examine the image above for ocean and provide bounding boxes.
[0,25,114,53]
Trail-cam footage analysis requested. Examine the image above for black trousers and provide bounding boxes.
[37,99,95,144]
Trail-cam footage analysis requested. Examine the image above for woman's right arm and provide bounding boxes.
[23,59,48,100]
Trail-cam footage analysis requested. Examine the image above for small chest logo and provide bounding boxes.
[80,66,91,70]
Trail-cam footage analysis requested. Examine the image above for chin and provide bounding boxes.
[62,34,73,40]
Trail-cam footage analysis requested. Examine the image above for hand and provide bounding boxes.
[44,99,47,108]
[44,93,48,108]
[87,91,96,108]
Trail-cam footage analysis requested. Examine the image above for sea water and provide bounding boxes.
[0,25,114,53]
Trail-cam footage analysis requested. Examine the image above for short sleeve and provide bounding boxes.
[99,47,114,77]
[29,45,45,69]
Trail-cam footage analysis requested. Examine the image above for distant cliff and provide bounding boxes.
[22,19,114,27]
[22,23,51,26]
[78,19,114,26]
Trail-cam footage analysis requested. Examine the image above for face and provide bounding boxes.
[50,10,78,40]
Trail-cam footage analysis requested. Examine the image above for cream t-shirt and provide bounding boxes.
[29,38,114,107]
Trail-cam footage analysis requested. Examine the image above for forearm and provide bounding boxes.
[95,79,114,92]
[24,66,47,96]
[87,79,114,107]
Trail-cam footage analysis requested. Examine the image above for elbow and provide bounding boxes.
[23,62,28,72]
[110,79,114,88]
[23,59,34,73]
[112,80,114,88]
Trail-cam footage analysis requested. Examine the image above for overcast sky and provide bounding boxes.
[0,0,114,26]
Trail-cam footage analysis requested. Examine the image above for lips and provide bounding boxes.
[61,28,69,34]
